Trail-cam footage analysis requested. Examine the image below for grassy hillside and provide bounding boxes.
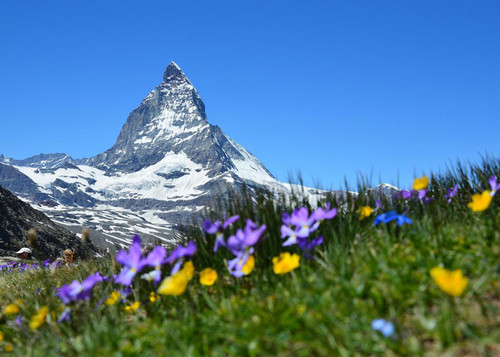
[1,158,500,356]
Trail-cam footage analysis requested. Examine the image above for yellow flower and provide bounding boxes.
[357,206,373,220]
[430,266,468,297]
[199,268,218,286]
[158,271,190,296]
[5,343,13,352]
[3,303,20,315]
[105,291,121,306]
[242,255,255,275]
[124,301,140,313]
[272,252,300,275]
[180,261,195,280]
[0,330,3,342]
[30,306,48,329]
[412,175,429,190]
[467,190,493,212]
[149,292,160,302]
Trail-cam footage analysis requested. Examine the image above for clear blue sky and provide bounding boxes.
[1,1,499,189]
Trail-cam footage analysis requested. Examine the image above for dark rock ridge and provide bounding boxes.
[0,185,98,259]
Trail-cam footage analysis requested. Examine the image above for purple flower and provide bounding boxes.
[297,235,324,259]
[143,245,167,284]
[374,211,412,226]
[203,215,240,252]
[227,220,266,256]
[280,225,309,246]
[375,199,383,210]
[165,241,197,274]
[312,203,337,222]
[42,259,51,268]
[372,318,395,337]
[445,184,458,203]
[115,235,147,286]
[489,176,500,195]
[58,308,71,323]
[418,189,433,205]
[289,207,320,236]
[56,272,104,304]
[226,219,266,277]
[399,190,412,200]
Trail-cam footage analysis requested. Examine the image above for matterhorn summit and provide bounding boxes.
[0,62,290,248]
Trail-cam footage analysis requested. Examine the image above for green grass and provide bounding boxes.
[1,158,500,356]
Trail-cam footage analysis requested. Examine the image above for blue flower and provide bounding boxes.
[374,211,412,226]
[371,318,395,337]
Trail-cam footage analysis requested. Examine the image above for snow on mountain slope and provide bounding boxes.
[0,62,338,248]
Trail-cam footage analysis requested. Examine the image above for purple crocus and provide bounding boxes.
[489,176,500,195]
[56,272,104,304]
[226,219,266,277]
[203,215,240,252]
[165,241,197,274]
[374,211,412,226]
[115,235,147,286]
[142,245,167,284]
[445,184,458,203]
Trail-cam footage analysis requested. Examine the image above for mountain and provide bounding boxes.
[0,185,97,259]
[1,62,324,248]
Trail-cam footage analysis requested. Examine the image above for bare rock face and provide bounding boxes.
[0,185,98,260]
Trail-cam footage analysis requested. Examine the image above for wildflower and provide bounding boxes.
[115,235,147,286]
[56,272,104,304]
[0,330,3,342]
[418,189,433,205]
[124,301,140,313]
[467,190,493,212]
[14,314,22,326]
[289,207,320,237]
[272,252,300,275]
[241,255,255,275]
[158,271,189,296]
[399,190,412,200]
[3,301,21,315]
[203,215,240,252]
[413,175,429,191]
[297,236,323,259]
[374,211,412,226]
[357,206,373,220]
[5,343,13,352]
[180,261,195,280]
[57,308,71,323]
[280,225,308,246]
[200,268,218,286]
[30,306,48,329]
[227,220,266,277]
[143,245,167,284]
[149,292,159,302]
[312,203,337,222]
[430,266,468,297]
[105,291,121,306]
[165,241,197,274]
[445,184,458,203]
[375,199,383,210]
[489,176,500,195]
[371,319,395,337]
